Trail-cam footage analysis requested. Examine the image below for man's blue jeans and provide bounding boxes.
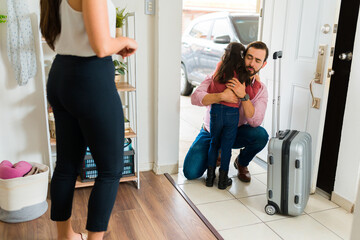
[208,104,239,171]
[183,124,269,180]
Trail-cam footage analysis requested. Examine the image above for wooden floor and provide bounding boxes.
[0,171,217,240]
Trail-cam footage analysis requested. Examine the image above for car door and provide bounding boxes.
[182,20,213,84]
[206,18,234,76]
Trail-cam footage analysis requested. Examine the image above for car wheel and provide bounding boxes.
[180,64,193,96]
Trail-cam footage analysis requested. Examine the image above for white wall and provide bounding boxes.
[333,13,360,204]
[112,0,182,174]
[112,0,157,171]
[351,174,360,239]
[0,0,51,169]
[153,0,182,174]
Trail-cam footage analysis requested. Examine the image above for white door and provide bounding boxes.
[259,0,341,193]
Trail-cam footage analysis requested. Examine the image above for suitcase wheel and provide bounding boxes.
[265,204,276,215]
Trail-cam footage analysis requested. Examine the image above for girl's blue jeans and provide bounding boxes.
[183,122,269,180]
[208,104,239,171]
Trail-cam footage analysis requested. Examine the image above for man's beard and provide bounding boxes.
[246,66,260,76]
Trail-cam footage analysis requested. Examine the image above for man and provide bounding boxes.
[183,41,269,183]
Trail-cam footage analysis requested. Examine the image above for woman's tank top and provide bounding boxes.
[54,0,116,56]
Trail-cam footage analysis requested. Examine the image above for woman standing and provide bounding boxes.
[40,0,137,239]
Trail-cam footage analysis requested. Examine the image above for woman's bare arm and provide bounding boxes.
[82,0,137,58]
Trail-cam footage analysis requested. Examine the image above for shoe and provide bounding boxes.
[218,169,232,190]
[234,157,251,182]
[205,166,216,187]
[80,233,88,240]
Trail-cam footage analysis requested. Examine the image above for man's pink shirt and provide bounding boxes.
[191,75,268,131]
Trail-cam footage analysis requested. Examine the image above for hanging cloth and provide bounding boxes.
[6,0,37,86]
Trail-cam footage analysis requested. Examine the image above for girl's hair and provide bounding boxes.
[214,42,250,85]
[40,0,62,51]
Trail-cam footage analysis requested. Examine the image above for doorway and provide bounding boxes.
[179,0,262,168]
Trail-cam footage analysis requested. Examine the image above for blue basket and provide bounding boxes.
[80,150,135,182]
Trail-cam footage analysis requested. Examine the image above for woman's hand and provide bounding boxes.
[226,78,246,98]
[117,37,138,58]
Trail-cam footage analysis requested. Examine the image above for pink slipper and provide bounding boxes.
[0,160,32,179]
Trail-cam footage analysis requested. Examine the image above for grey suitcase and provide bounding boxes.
[265,51,312,216]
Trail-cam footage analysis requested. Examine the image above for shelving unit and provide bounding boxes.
[75,12,139,189]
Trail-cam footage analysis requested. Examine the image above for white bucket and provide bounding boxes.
[0,162,49,223]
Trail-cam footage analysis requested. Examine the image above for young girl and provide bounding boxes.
[206,42,250,189]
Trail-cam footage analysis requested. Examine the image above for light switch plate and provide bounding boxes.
[145,0,155,15]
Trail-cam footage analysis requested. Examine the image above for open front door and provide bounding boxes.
[279,0,340,193]
[260,0,341,193]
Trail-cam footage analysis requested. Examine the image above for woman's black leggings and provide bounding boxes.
[47,55,124,232]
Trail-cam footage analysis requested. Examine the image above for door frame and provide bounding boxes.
[317,0,360,195]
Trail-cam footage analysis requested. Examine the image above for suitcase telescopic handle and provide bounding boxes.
[272,51,283,137]
[273,51,283,60]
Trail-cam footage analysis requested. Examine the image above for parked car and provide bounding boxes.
[181,12,259,96]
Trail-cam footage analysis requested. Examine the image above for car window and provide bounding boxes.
[211,18,232,40]
[189,20,212,39]
[231,17,258,45]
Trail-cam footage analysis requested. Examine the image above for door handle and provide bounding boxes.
[309,79,320,109]
[314,45,327,84]
[204,47,211,52]
[309,45,327,109]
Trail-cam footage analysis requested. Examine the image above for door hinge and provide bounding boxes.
[333,24,338,33]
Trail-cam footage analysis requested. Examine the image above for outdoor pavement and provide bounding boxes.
[178,95,206,167]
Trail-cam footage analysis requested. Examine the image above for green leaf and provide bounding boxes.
[0,15,7,23]
[113,59,127,75]
[117,69,125,75]
[115,8,129,28]
[113,60,120,67]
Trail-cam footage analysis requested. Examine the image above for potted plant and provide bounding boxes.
[113,59,127,83]
[116,8,129,37]
[0,15,7,23]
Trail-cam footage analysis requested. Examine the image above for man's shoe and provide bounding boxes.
[234,158,251,182]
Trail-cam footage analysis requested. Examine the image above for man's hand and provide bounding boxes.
[226,78,246,98]
[220,88,238,103]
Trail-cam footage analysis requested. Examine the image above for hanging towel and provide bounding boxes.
[6,0,37,86]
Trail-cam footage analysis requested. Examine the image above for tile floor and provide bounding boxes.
[171,160,353,240]
[176,96,354,240]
